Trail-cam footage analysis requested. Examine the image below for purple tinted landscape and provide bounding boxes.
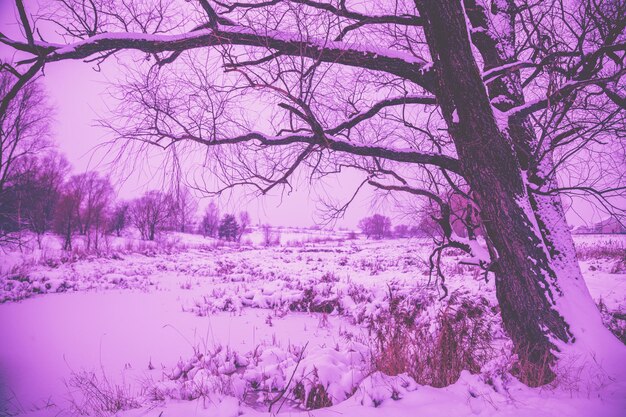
[0,1,625,416]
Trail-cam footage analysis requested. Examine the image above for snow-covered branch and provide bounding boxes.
[0,26,435,89]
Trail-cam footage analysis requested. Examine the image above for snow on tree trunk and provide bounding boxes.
[461,0,625,378]
[413,0,624,385]
[529,150,625,372]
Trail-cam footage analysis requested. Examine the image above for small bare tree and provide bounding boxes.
[172,187,198,233]
[59,172,114,250]
[130,191,174,241]
[394,224,410,238]
[109,202,130,237]
[199,201,219,237]
[261,224,280,247]
[53,186,81,251]
[79,173,113,250]
[19,152,69,247]
[237,211,251,241]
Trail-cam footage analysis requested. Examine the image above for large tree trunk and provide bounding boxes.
[414,0,622,385]
[461,0,624,376]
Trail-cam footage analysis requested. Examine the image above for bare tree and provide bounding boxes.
[130,190,174,241]
[237,210,250,241]
[62,172,114,250]
[19,152,69,247]
[2,0,625,384]
[81,173,113,250]
[171,187,198,233]
[199,201,220,237]
[394,224,410,238]
[53,185,81,251]
[358,214,392,239]
[109,202,130,237]
[0,71,52,243]
[261,224,280,247]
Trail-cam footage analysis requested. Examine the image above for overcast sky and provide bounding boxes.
[0,1,618,228]
[0,1,388,228]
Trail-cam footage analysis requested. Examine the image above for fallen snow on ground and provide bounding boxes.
[0,233,625,416]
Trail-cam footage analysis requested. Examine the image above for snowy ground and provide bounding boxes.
[0,232,625,417]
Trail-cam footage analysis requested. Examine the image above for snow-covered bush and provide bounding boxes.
[288,343,368,409]
[353,372,418,407]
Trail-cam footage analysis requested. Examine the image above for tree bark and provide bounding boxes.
[462,0,624,377]
[415,0,576,385]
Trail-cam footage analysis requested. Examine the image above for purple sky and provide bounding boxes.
[0,2,382,227]
[39,57,376,227]
[0,1,616,228]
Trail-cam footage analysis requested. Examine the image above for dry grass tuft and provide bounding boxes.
[369,288,495,387]
[67,370,140,416]
[597,299,626,344]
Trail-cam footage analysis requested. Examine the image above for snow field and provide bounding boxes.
[0,233,624,416]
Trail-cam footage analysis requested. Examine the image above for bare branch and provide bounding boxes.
[15,0,34,45]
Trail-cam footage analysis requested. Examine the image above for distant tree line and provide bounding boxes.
[0,148,474,248]
[358,199,479,240]
[0,154,253,249]
[358,214,425,239]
